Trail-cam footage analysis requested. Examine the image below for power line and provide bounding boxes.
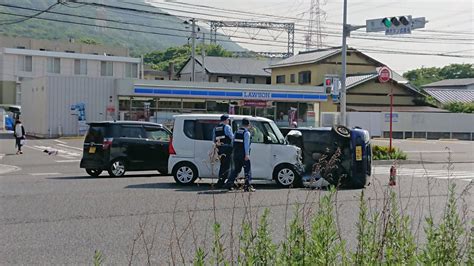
[0,10,300,49]
[0,3,471,59]
[0,2,59,25]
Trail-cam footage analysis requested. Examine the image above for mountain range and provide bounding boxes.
[0,0,243,55]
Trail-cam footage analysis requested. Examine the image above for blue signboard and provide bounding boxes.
[133,87,327,101]
[384,113,398,122]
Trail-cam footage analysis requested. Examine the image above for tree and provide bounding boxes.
[443,102,474,113]
[79,38,101,45]
[439,64,474,79]
[403,67,441,88]
[403,63,474,88]
[143,44,233,72]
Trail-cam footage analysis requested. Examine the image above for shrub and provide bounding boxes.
[372,145,407,160]
[191,185,470,265]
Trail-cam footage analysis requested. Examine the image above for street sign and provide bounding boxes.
[378,66,392,83]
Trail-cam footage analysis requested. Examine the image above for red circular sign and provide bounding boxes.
[378,66,392,83]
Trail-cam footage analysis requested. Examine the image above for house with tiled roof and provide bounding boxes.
[268,47,437,115]
[422,78,474,104]
[177,56,275,84]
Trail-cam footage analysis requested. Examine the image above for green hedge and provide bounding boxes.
[372,145,407,160]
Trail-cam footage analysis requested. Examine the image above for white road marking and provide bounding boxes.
[34,145,81,157]
[0,164,20,175]
[374,166,473,182]
[57,143,83,151]
[54,140,67,144]
[30,173,61,176]
[55,160,80,163]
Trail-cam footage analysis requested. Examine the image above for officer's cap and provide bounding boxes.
[220,114,230,121]
[242,118,250,126]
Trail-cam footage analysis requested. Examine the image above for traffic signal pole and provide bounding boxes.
[340,1,364,126]
[340,0,348,126]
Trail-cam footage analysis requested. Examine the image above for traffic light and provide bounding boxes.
[381,16,412,29]
[324,77,332,94]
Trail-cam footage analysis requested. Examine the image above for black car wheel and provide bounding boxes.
[108,159,126,177]
[172,162,198,185]
[333,125,351,138]
[86,169,102,177]
[274,164,301,188]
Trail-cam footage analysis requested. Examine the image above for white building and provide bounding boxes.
[0,47,140,105]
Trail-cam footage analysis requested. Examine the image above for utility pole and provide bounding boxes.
[201,33,206,82]
[191,18,196,82]
[340,0,348,126]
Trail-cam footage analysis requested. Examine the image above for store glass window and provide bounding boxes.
[206,100,230,113]
[183,99,206,110]
[298,71,311,84]
[157,98,182,110]
[276,75,286,84]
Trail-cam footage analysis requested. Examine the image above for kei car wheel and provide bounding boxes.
[333,125,351,138]
[108,159,126,177]
[86,169,102,177]
[274,164,301,188]
[172,162,198,185]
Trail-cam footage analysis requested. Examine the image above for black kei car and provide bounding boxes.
[281,125,372,189]
[80,121,171,177]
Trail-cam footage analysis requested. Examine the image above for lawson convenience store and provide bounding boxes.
[116,79,329,128]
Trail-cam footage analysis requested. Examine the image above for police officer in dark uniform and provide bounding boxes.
[212,114,234,188]
[223,118,255,192]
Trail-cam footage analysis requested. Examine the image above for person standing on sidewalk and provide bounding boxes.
[13,119,25,155]
[211,114,234,188]
[223,118,255,192]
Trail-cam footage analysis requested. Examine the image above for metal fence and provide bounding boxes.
[321,112,474,141]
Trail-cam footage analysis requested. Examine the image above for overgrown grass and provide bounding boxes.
[372,145,408,160]
[191,184,471,265]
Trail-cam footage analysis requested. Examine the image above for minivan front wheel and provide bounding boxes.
[274,164,301,188]
[173,162,198,185]
[108,159,126,177]
[86,169,102,177]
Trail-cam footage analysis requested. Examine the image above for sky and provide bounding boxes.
[148,0,473,74]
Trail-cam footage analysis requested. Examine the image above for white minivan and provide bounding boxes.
[168,114,304,187]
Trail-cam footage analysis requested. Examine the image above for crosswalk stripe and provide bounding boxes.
[373,166,473,182]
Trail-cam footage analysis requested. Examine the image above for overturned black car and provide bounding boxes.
[281,126,372,189]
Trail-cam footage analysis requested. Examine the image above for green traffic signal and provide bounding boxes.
[381,18,392,28]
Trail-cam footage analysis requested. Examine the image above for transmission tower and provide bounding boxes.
[305,0,326,50]
[209,21,295,57]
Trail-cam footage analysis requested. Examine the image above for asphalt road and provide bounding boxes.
[0,136,472,264]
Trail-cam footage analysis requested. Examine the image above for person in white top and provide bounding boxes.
[14,119,25,155]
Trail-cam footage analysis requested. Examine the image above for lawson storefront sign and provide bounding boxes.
[133,86,327,101]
